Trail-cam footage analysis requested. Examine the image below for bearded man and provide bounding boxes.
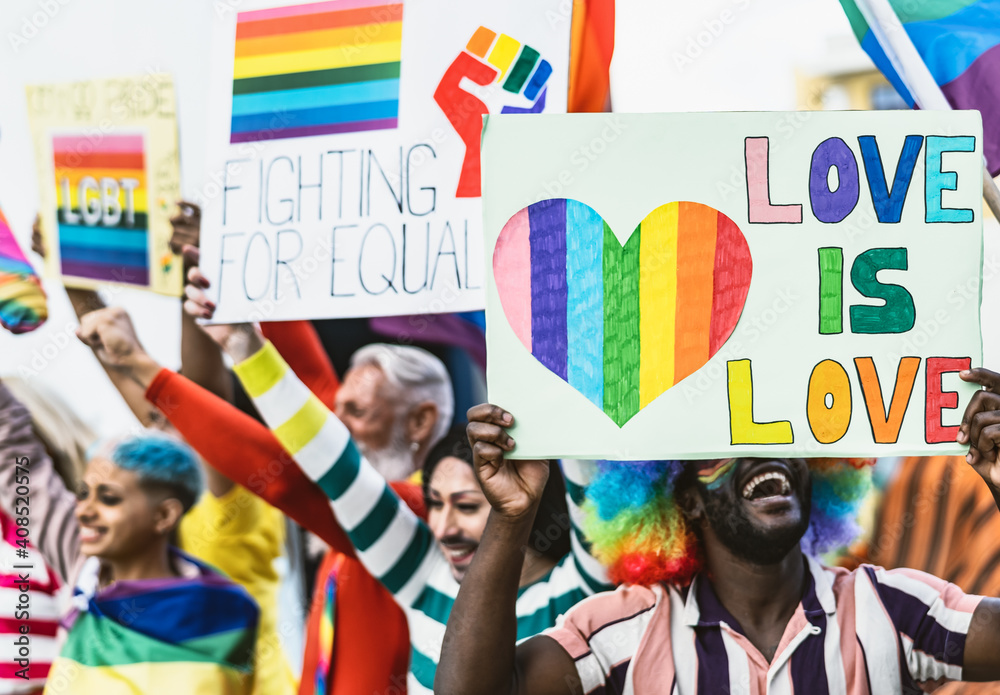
[435,368,1000,694]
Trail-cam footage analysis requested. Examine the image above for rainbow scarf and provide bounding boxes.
[313,554,344,695]
[0,207,47,334]
[840,0,1000,175]
[45,551,259,694]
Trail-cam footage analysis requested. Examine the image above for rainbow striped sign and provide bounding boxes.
[231,0,403,143]
[494,199,753,427]
[53,134,149,285]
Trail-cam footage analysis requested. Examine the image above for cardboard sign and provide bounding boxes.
[199,0,572,322]
[483,112,984,459]
[26,74,183,295]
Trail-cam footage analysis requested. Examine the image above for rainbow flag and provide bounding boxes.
[230,0,403,143]
[53,134,150,285]
[494,199,752,427]
[312,554,342,695]
[0,207,47,334]
[840,0,1000,175]
[46,553,259,694]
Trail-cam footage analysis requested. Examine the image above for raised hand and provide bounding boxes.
[466,404,550,520]
[168,201,201,256]
[31,214,45,258]
[958,368,1000,488]
[76,306,161,387]
[182,245,263,362]
[434,27,552,198]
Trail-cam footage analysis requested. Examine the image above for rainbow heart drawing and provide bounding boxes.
[493,199,753,427]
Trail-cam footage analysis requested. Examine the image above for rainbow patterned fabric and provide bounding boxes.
[313,554,342,695]
[840,0,1000,175]
[46,552,259,694]
[230,0,403,143]
[0,207,47,334]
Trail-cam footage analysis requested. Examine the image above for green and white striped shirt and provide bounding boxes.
[234,341,610,694]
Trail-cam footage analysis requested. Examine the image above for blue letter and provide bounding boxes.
[925,135,975,223]
[859,135,922,223]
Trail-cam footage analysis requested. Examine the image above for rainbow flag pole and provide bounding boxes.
[846,0,1000,219]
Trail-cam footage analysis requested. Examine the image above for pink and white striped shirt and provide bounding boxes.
[545,556,984,694]
[0,510,61,694]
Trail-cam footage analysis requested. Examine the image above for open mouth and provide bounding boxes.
[443,545,476,564]
[741,469,792,501]
[79,526,106,544]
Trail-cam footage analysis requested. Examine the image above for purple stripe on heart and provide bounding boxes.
[529,198,568,381]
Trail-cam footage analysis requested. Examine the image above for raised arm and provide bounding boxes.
[32,214,158,426]
[260,320,339,407]
[171,207,236,499]
[953,367,1000,680]
[435,404,581,695]
[187,265,441,604]
[145,369,351,553]
[227,331,438,606]
[0,380,80,583]
[73,306,352,553]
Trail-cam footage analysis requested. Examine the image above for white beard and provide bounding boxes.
[359,428,417,482]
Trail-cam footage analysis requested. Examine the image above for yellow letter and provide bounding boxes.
[727,359,794,444]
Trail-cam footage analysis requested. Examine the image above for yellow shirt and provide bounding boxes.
[180,485,296,695]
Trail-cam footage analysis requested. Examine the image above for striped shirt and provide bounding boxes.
[233,342,611,695]
[0,509,62,694]
[546,556,984,694]
[870,456,1000,597]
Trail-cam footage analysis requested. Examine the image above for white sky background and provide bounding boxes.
[0,0,997,436]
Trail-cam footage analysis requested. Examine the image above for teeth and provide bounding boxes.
[80,528,102,542]
[742,471,791,500]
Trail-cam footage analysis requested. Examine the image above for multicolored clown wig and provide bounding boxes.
[582,458,874,587]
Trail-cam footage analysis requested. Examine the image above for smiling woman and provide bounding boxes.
[0,385,262,695]
[45,434,261,693]
[422,427,570,583]
[75,435,202,568]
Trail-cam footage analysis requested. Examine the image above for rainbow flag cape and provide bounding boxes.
[0,207,47,334]
[46,552,259,694]
[840,0,1000,175]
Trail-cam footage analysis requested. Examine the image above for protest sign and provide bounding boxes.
[199,0,572,322]
[483,111,983,459]
[26,74,183,295]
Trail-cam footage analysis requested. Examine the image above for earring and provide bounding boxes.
[410,441,419,452]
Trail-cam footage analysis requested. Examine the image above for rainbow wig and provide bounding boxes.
[582,458,873,587]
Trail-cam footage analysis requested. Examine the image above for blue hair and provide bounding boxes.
[106,434,203,511]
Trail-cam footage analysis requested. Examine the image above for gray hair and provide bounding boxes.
[350,343,454,446]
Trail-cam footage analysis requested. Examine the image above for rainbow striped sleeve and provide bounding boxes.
[561,460,611,595]
[233,341,436,606]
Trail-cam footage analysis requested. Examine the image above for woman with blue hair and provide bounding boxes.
[0,382,260,693]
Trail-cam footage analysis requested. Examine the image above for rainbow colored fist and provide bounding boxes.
[0,208,47,334]
[434,27,552,198]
